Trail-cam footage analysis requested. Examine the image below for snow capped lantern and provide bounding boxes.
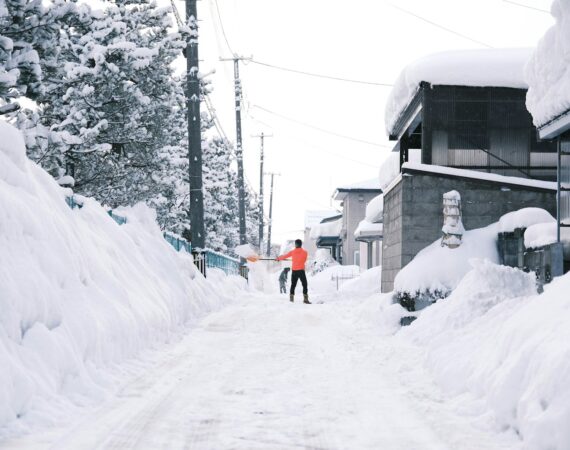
[441,190,464,248]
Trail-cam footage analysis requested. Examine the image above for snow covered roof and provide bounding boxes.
[386,48,532,137]
[383,162,557,196]
[365,194,383,223]
[335,178,381,192]
[354,220,383,240]
[526,1,570,133]
[310,218,342,240]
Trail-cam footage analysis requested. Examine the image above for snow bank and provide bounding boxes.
[526,0,570,127]
[498,207,555,233]
[401,261,570,449]
[340,265,382,295]
[310,264,360,294]
[394,223,500,296]
[386,48,532,136]
[0,122,239,436]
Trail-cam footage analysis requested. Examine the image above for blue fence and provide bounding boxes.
[206,249,240,276]
[65,195,242,277]
[163,232,192,253]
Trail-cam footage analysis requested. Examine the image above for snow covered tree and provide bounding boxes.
[20,0,186,207]
[0,0,56,114]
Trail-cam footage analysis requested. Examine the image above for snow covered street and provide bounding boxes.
[2,290,520,450]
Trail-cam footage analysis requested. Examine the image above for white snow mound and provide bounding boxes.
[402,261,570,450]
[0,121,238,436]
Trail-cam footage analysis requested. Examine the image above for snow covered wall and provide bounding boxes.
[526,0,570,127]
[0,122,242,435]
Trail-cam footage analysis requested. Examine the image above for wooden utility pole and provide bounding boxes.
[186,0,205,250]
[265,172,280,256]
[252,132,273,250]
[220,56,251,246]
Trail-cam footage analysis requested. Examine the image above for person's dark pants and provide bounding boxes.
[279,282,286,294]
[290,270,308,295]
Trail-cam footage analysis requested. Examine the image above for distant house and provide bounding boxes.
[303,210,339,258]
[381,49,558,293]
[310,214,343,262]
[354,193,383,270]
[333,179,382,267]
[526,15,570,272]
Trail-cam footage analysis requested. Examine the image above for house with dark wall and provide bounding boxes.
[333,180,382,267]
[526,18,570,255]
[381,49,558,293]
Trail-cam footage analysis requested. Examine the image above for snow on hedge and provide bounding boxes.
[394,223,500,296]
[0,121,242,435]
[498,207,555,232]
[386,48,532,136]
[401,260,570,449]
[526,0,570,127]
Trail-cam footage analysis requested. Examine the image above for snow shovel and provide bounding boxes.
[234,244,289,263]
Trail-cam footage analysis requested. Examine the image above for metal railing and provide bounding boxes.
[206,249,240,276]
[64,195,245,278]
[163,232,192,253]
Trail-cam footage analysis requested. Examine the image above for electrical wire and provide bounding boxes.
[251,104,392,149]
[213,0,235,56]
[248,59,393,87]
[502,0,550,14]
[388,3,493,48]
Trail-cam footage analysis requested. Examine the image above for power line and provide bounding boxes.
[502,0,550,14]
[251,104,392,149]
[248,112,382,168]
[213,0,235,56]
[248,59,393,87]
[388,3,494,48]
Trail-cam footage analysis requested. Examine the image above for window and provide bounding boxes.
[354,250,360,266]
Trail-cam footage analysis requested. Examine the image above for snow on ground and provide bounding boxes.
[526,0,570,127]
[2,286,521,450]
[0,122,244,438]
[400,261,570,450]
[386,48,531,135]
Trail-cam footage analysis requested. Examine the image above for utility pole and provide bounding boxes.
[186,0,205,251]
[252,132,273,250]
[265,172,280,256]
[220,56,251,246]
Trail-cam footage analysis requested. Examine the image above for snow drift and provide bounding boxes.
[0,121,241,436]
[402,260,570,449]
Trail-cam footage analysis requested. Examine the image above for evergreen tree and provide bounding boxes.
[21,0,186,208]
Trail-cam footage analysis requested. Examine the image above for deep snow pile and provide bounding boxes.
[393,223,500,297]
[526,0,570,127]
[0,122,243,436]
[400,260,570,449]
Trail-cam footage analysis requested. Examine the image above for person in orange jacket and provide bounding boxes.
[276,239,311,304]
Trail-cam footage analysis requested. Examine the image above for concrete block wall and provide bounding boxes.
[381,171,557,293]
[381,181,404,293]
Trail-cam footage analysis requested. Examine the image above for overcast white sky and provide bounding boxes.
[175,0,554,247]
